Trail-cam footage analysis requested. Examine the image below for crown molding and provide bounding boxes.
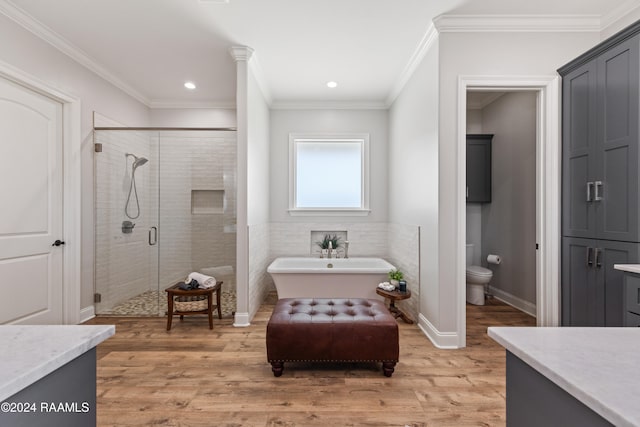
[270,101,387,110]
[466,92,505,110]
[433,14,601,33]
[0,0,151,106]
[385,23,438,107]
[228,45,254,62]
[147,100,236,109]
[601,0,640,33]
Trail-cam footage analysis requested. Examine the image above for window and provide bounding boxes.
[289,133,370,215]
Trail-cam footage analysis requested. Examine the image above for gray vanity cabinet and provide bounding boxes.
[560,22,640,327]
[561,33,640,243]
[562,237,639,326]
[466,134,492,203]
[624,273,640,326]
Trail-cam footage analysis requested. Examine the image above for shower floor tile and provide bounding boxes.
[99,289,237,317]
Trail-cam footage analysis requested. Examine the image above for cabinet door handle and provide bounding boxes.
[594,181,603,201]
[594,247,602,268]
[586,181,594,202]
[586,247,593,267]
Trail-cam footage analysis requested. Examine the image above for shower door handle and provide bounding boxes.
[149,227,158,246]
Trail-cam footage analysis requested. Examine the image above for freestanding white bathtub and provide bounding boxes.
[267,257,395,300]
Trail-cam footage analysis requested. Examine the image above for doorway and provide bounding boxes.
[0,66,81,325]
[456,76,561,347]
[464,91,537,335]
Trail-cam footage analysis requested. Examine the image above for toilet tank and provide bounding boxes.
[466,244,473,267]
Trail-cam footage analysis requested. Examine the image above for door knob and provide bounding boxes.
[52,239,65,247]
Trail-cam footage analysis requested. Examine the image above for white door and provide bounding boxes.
[0,76,64,324]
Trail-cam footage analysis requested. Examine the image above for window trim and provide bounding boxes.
[288,133,370,216]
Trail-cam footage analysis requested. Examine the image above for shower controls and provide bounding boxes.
[122,220,135,234]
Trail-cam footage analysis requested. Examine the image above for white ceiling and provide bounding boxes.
[4,0,640,107]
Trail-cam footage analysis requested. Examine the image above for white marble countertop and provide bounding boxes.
[488,327,640,427]
[614,264,640,274]
[0,325,114,402]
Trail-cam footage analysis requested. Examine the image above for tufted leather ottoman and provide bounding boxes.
[266,298,399,377]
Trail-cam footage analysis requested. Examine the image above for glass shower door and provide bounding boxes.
[94,130,161,316]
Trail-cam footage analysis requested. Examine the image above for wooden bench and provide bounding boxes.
[165,281,222,331]
[266,298,399,377]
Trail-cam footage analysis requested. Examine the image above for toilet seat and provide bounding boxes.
[466,265,492,277]
[466,265,493,284]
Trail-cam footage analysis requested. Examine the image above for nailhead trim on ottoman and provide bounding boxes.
[266,298,399,377]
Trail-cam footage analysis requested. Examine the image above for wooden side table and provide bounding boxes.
[165,281,222,331]
[376,288,414,324]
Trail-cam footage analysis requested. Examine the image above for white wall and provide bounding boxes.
[269,109,389,223]
[247,64,272,319]
[0,14,151,313]
[388,40,440,332]
[480,92,537,305]
[438,31,601,337]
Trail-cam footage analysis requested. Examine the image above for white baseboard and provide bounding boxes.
[233,312,251,327]
[79,305,95,324]
[418,313,460,349]
[488,286,537,317]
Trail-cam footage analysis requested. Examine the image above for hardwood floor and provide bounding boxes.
[87,294,535,426]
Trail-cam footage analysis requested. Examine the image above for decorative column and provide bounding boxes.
[228,46,253,327]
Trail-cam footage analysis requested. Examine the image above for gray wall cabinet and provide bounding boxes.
[562,35,640,242]
[560,21,640,326]
[466,134,492,203]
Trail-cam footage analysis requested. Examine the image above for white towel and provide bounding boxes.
[186,272,216,289]
[377,281,396,292]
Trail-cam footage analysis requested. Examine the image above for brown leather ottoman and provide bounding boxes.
[266,298,399,377]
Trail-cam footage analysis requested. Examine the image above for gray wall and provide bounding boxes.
[480,91,537,305]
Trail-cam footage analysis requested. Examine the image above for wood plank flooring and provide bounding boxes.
[86,295,535,426]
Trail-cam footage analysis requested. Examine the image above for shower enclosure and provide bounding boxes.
[94,129,237,316]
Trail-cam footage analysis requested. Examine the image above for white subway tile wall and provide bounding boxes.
[269,222,389,258]
[248,223,272,318]
[387,223,420,321]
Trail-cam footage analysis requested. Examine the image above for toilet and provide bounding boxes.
[466,244,493,305]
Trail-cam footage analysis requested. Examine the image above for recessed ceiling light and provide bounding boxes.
[327,81,338,88]
[184,81,196,90]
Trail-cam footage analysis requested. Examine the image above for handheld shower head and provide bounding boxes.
[124,153,148,220]
[133,157,148,168]
[126,153,148,169]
